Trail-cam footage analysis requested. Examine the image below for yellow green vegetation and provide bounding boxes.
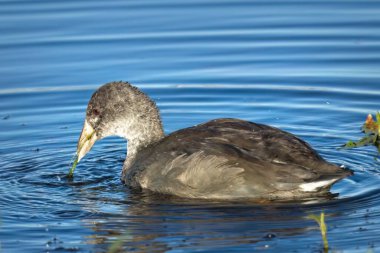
[343,112,380,152]
[67,154,79,178]
[107,232,131,253]
[107,239,124,253]
[308,212,328,251]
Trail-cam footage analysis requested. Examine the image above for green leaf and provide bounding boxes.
[343,140,358,148]
[343,135,377,149]
[358,135,377,146]
[376,111,380,123]
[343,113,380,154]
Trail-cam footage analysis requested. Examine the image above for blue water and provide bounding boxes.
[1,1,380,252]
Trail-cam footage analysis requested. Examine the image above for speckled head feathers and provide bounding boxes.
[85,81,164,141]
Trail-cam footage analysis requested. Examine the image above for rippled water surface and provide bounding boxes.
[1,1,380,252]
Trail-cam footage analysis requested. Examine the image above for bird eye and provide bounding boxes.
[93,109,100,116]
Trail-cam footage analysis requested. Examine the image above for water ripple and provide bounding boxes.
[1,0,380,252]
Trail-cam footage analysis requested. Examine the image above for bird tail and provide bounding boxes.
[299,163,353,193]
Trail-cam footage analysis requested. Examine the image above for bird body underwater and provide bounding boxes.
[74,81,353,200]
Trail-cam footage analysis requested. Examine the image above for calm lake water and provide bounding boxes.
[1,1,380,252]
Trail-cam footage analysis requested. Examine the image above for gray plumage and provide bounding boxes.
[78,81,353,200]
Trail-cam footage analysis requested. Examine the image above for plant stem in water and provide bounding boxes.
[67,154,79,178]
[308,212,328,251]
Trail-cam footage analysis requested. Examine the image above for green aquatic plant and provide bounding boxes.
[67,154,79,178]
[107,232,131,253]
[107,239,124,253]
[343,113,380,152]
[308,212,328,251]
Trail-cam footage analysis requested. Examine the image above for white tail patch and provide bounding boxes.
[299,179,337,192]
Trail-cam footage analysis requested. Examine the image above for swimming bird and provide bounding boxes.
[75,81,352,200]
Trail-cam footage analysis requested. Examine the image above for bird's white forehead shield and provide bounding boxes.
[77,119,98,162]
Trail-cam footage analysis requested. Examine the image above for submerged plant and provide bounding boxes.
[107,232,131,253]
[308,212,328,251]
[67,153,79,178]
[343,112,380,152]
[107,238,124,253]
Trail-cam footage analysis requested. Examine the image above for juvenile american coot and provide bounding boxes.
[75,81,352,200]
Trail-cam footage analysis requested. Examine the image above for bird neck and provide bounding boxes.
[123,121,164,174]
[115,90,165,176]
